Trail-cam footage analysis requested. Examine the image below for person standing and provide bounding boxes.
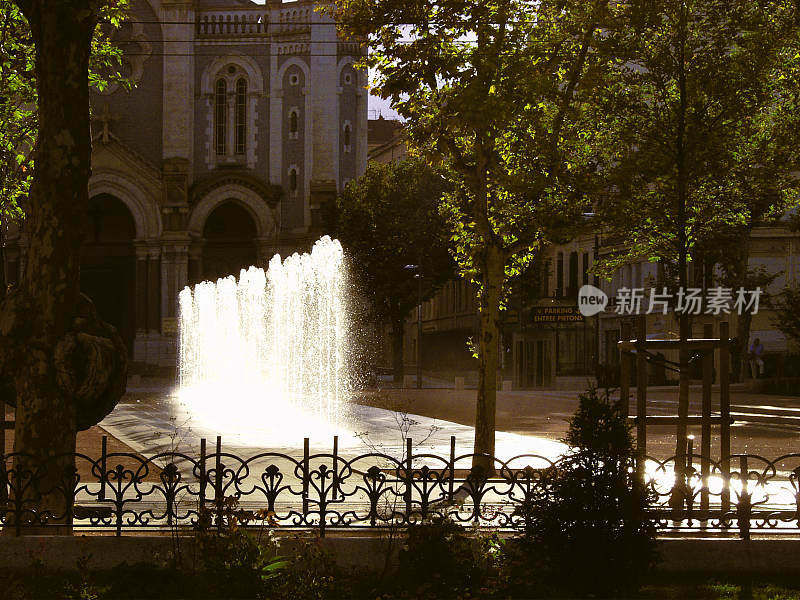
[749,337,765,378]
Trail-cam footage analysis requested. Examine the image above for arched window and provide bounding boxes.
[289,110,298,136]
[289,168,298,193]
[215,79,227,156]
[235,78,247,155]
[343,123,351,148]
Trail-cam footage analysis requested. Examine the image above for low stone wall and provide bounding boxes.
[2,535,800,576]
[656,538,800,576]
[0,533,400,573]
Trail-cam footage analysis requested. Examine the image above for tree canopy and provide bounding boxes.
[335,157,454,381]
[592,0,800,467]
[327,0,608,462]
[0,0,128,231]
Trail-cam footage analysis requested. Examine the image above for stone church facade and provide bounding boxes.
[3,0,367,367]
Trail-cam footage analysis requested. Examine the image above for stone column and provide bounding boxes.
[309,10,339,231]
[310,10,337,185]
[160,0,195,166]
[269,50,282,187]
[133,243,149,362]
[146,245,161,364]
[188,243,204,285]
[160,240,189,367]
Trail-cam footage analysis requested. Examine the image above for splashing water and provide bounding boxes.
[177,236,353,445]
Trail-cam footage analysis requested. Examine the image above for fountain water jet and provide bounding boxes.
[177,236,353,445]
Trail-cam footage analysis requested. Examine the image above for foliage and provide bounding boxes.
[510,386,657,597]
[0,0,129,229]
[334,157,455,378]
[325,0,607,457]
[194,496,287,598]
[771,287,800,349]
[269,537,344,600]
[593,0,800,282]
[397,518,500,597]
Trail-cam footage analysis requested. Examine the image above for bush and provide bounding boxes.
[269,538,343,600]
[397,517,500,598]
[194,497,286,599]
[510,386,658,597]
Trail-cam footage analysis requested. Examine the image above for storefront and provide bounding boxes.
[513,305,597,388]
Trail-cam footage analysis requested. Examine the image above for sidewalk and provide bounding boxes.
[3,425,159,481]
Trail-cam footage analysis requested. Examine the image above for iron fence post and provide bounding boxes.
[214,436,222,532]
[636,315,647,482]
[332,436,338,501]
[701,324,713,520]
[199,438,207,508]
[685,436,694,522]
[720,322,731,522]
[448,436,456,503]
[302,438,309,518]
[405,437,413,518]
[738,455,751,540]
[99,435,108,502]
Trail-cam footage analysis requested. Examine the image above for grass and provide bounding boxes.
[635,577,800,600]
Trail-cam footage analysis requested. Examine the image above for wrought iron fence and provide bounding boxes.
[2,435,800,538]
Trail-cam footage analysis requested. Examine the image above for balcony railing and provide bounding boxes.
[196,4,316,38]
[197,11,269,37]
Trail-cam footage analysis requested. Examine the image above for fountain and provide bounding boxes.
[169,235,563,459]
[177,236,354,445]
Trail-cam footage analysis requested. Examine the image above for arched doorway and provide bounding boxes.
[202,201,257,282]
[81,194,136,353]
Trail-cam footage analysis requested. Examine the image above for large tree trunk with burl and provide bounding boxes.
[0,2,127,535]
[472,244,504,475]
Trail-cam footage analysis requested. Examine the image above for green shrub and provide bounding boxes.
[194,496,286,598]
[397,517,500,598]
[511,386,658,597]
[269,537,342,600]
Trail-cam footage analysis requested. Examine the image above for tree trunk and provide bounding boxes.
[472,244,504,474]
[391,312,404,384]
[0,221,5,299]
[0,2,97,535]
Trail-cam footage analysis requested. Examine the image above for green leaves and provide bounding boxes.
[594,0,800,286]
[0,0,130,226]
[334,157,455,324]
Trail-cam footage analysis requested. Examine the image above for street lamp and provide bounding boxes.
[404,264,423,389]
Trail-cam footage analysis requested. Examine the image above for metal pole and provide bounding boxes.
[417,273,422,389]
[620,321,632,418]
[701,323,713,517]
[720,321,731,519]
[636,315,647,479]
[593,235,600,376]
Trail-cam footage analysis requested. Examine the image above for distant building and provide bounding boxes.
[2,0,367,368]
[412,229,800,388]
[367,115,402,153]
